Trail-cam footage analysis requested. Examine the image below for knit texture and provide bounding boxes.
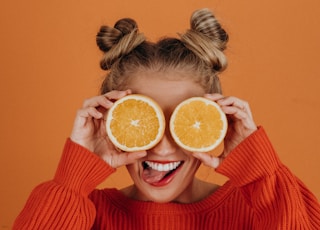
[13,127,320,229]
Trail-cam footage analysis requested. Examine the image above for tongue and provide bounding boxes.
[142,168,170,184]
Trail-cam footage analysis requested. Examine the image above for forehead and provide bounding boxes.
[126,71,205,110]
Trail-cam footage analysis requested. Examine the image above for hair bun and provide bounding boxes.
[96,18,138,52]
[114,18,138,35]
[96,18,145,70]
[180,8,229,72]
[190,8,228,50]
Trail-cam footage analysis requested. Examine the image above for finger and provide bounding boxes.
[103,151,147,168]
[82,95,113,109]
[217,97,254,120]
[71,107,101,136]
[83,90,131,110]
[193,152,221,169]
[217,96,248,111]
[221,106,257,132]
[77,107,103,119]
[122,151,147,165]
[204,93,224,101]
[221,106,248,121]
[205,94,253,119]
[104,89,132,101]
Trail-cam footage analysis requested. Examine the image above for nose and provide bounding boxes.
[149,133,177,157]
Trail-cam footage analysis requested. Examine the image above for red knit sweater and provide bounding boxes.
[14,127,320,229]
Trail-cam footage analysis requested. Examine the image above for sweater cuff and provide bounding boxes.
[216,126,282,187]
[54,138,116,195]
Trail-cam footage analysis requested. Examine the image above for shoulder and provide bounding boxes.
[89,188,120,201]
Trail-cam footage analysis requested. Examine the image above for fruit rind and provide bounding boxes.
[106,94,165,152]
[169,97,228,153]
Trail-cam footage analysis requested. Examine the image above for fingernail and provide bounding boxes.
[97,112,103,118]
[212,157,220,169]
[106,100,113,106]
[204,94,213,98]
[137,151,147,157]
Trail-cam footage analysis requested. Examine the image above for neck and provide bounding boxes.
[121,178,220,204]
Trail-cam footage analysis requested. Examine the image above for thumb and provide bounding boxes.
[103,151,147,168]
[193,152,221,169]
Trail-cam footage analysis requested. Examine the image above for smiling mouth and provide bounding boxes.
[142,161,183,186]
[144,161,182,171]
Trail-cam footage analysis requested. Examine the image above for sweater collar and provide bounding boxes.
[102,181,234,214]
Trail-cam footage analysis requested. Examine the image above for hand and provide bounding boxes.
[70,90,147,168]
[193,94,257,168]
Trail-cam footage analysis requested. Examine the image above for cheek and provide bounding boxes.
[186,157,202,174]
[126,163,141,180]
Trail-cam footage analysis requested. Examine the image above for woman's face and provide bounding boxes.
[124,70,206,203]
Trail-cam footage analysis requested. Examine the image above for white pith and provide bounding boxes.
[144,161,181,172]
[130,120,139,126]
[169,97,228,152]
[193,121,201,129]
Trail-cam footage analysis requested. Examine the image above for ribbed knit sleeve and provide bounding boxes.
[13,138,115,230]
[216,127,320,229]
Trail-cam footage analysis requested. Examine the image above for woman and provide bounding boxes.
[14,8,320,229]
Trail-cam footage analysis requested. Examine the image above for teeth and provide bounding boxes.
[144,161,181,172]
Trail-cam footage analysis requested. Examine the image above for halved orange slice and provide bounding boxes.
[170,97,227,152]
[106,94,165,152]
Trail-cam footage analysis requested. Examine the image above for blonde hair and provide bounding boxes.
[96,8,229,94]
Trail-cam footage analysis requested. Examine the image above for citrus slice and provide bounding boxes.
[170,97,228,153]
[106,94,165,152]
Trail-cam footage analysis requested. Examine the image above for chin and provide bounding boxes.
[147,195,177,203]
[139,187,187,203]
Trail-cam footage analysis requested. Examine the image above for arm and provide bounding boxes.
[14,90,147,229]
[194,94,320,229]
[13,139,115,229]
[217,127,320,229]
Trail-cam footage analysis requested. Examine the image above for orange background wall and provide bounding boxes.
[1,0,320,228]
